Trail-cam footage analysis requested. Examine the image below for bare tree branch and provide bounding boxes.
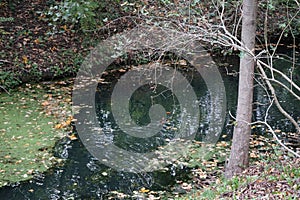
[257,62,300,133]
[254,98,300,158]
[257,60,300,92]
[268,78,300,101]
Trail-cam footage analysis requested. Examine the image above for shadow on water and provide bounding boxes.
[0,51,299,199]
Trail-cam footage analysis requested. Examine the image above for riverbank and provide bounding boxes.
[1,0,299,91]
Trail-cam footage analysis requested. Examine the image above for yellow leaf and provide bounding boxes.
[22,55,28,64]
[68,134,77,141]
[15,160,22,164]
[50,47,57,51]
[34,39,40,44]
[62,25,68,31]
[139,187,150,193]
[65,98,72,103]
[65,116,73,125]
[55,124,63,129]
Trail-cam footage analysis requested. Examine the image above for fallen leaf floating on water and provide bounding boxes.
[139,187,150,193]
[101,172,108,176]
[67,134,77,141]
[54,116,73,129]
[54,123,63,129]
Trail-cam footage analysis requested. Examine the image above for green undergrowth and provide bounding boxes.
[174,136,300,199]
[0,81,73,187]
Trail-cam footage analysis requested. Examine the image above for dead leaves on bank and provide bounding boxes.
[221,156,300,199]
[178,134,300,199]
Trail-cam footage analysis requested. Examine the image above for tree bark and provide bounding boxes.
[225,0,257,179]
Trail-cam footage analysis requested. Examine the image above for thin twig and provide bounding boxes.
[0,59,11,63]
[0,85,10,95]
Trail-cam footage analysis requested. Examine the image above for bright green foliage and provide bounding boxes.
[41,0,125,32]
[0,17,14,23]
[44,0,100,31]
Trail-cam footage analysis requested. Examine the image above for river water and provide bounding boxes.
[0,52,299,199]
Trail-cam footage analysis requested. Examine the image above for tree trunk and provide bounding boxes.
[225,0,257,179]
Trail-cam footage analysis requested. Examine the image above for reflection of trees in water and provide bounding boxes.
[253,58,300,133]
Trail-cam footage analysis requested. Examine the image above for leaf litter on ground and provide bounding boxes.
[172,134,300,200]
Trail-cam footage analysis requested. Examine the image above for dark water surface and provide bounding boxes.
[0,53,299,199]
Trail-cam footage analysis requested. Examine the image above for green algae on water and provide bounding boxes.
[0,82,72,187]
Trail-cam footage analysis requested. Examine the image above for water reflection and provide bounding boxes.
[0,54,299,199]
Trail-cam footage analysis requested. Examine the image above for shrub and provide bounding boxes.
[42,0,100,32]
[0,70,21,91]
